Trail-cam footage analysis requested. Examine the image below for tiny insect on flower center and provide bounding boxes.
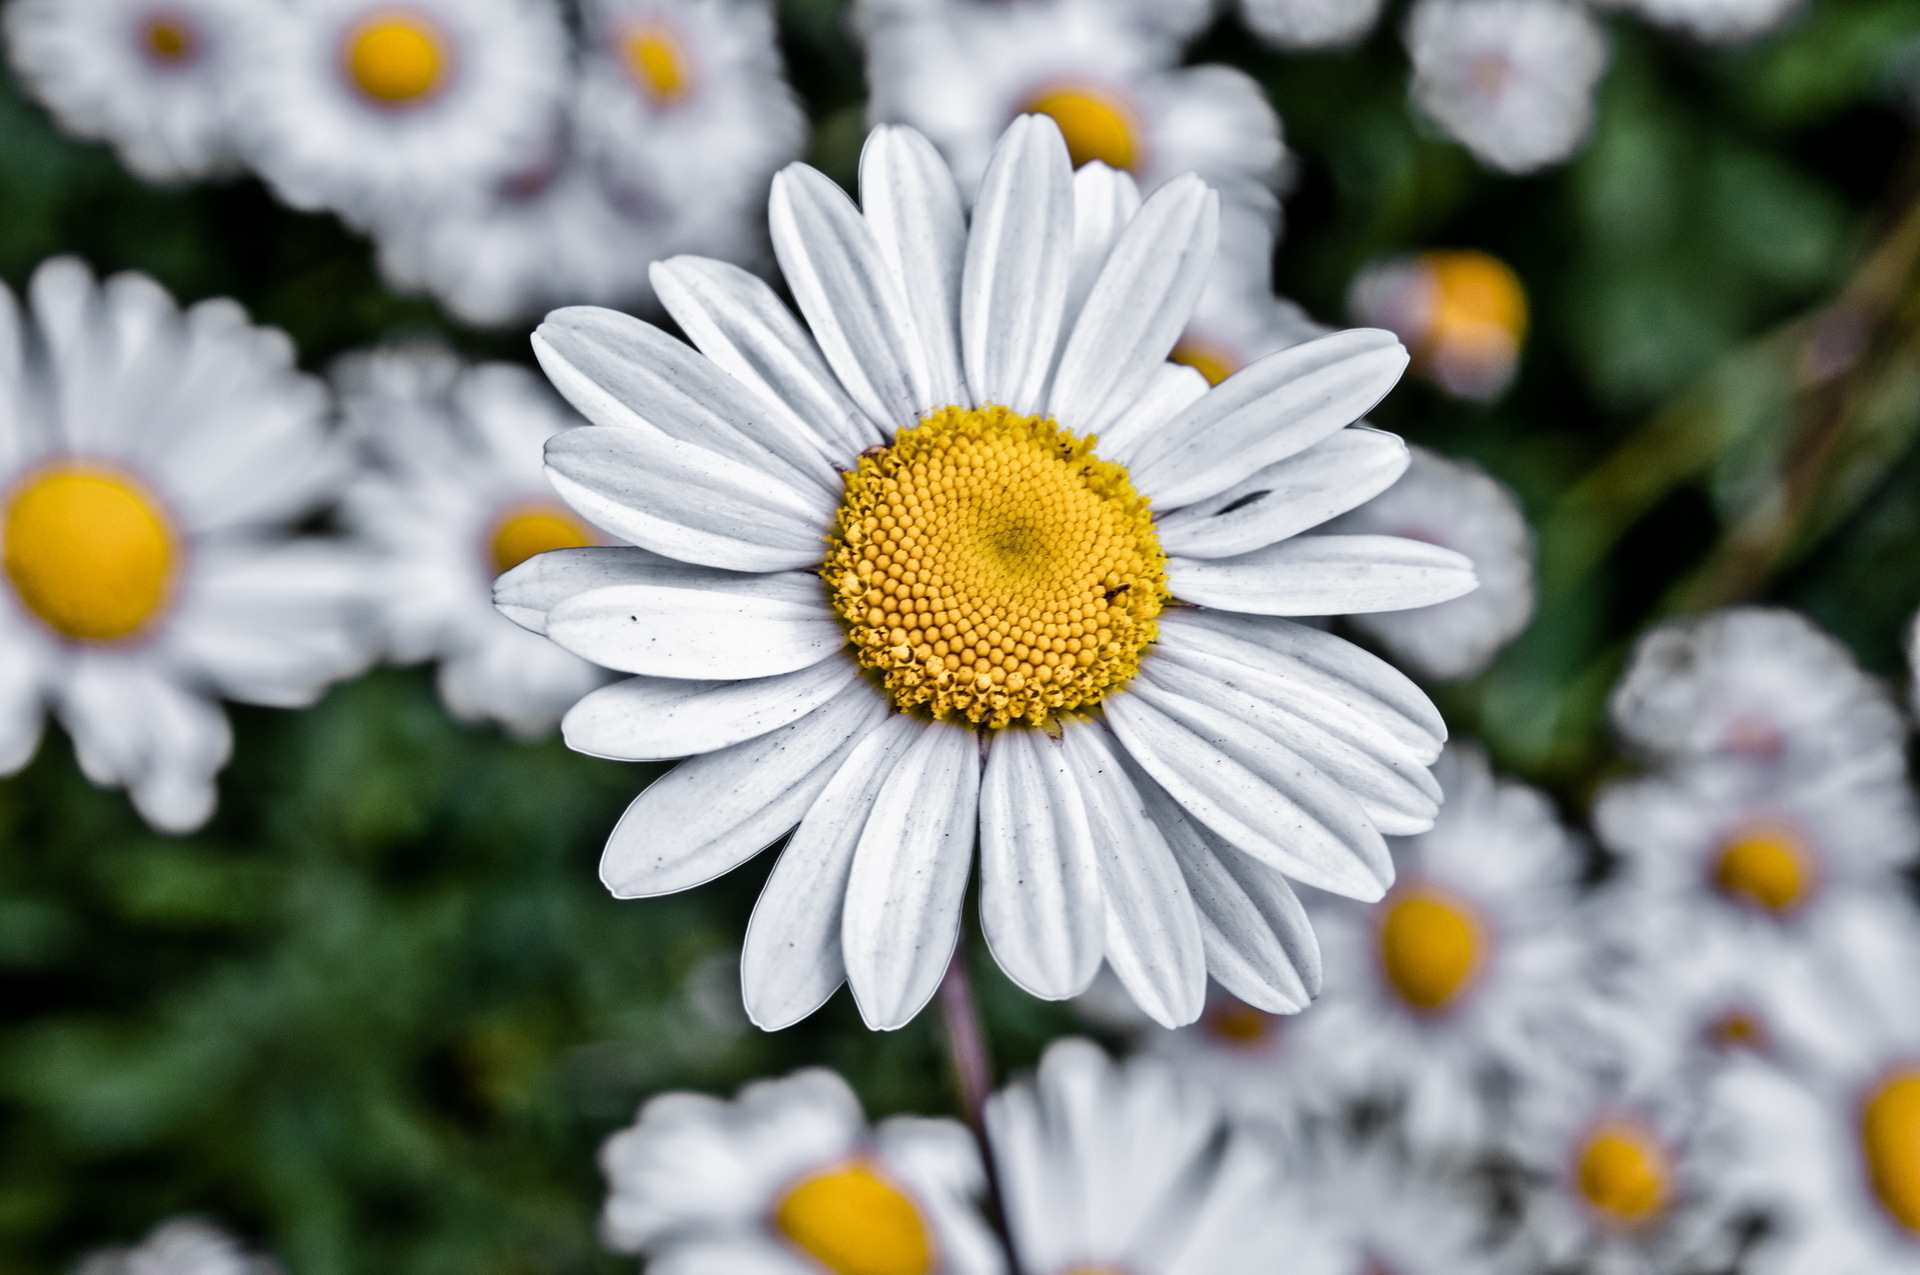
[773,1162,933,1275]
[1862,1070,1920,1233]
[1576,1121,1671,1227]
[344,11,448,106]
[823,405,1167,730]
[1712,821,1812,915]
[1021,84,1140,172]
[1169,340,1237,388]
[139,12,197,64]
[489,504,595,575]
[3,465,179,643]
[1377,886,1484,1013]
[621,23,692,105]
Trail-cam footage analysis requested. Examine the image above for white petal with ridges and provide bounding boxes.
[545,571,841,680]
[1095,361,1210,464]
[979,729,1104,1000]
[1156,427,1411,558]
[861,126,968,411]
[1064,162,1142,329]
[1168,534,1477,615]
[961,115,1073,415]
[494,546,680,635]
[562,659,858,762]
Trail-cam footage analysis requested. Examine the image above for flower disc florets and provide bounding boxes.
[823,404,1168,729]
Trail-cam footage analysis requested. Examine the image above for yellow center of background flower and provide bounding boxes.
[1713,823,1810,914]
[1377,887,1483,1013]
[141,14,196,64]
[3,466,178,643]
[623,24,691,105]
[1576,1122,1671,1226]
[1420,249,1527,351]
[773,1162,933,1275]
[1862,1070,1920,1233]
[823,405,1166,730]
[1169,341,1237,387]
[1706,1008,1768,1052]
[1203,996,1279,1050]
[1022,85,1139,172]
[345,13,447,105]
[489,505,595,575]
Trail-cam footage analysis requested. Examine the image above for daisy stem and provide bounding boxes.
[937,934,1020,1266]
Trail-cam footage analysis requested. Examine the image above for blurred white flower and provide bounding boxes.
[1328,447,1535,681]
[989,1037,1301,1275]
[500,118,1472,1030]
[1609,607,1908,785]
[1291,746,1605,1149]
[1172,273,1327,389]
[0,257,370,832]
[599,1067,1004,1274]
[1268,1136,1498,1275]
[228,0,568,225]
[337,344,611,739]
[1347,249,1529,400]
[1238,0,1387,49]
[75,1219,279,1275]
[5,0,251,182]
[1136,980,1327,1138]
[1602,0,1804,44]
[1404,0,1608,175]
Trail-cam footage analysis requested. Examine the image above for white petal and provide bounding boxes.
[1155,427,1411,558]
[1129,328,1410,508]
[1140,657,1441,835]
[562,659,858,762]
[1064,162,1142,330]
[841,721,982,1031]
[598,682,888,898]
[649,256,880,456]
[1162,609,1447,762]
[741,714,921,1030]
[1049,175,1219,438]
[860,126,969,411]
[494,546,681,635]
[960,115,1074,414]
[770,163,925,432]
[1059,720,1206,1028]
[1094,362,1210,464]
[533,308,842,505]
[1168,533,1477,616]
[1103,683,1393,900]
[1139,781,1320,1013]
[544,425,827,573]
[978,729,1104,1000]
[545,571,841,680]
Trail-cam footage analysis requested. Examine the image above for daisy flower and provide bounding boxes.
[599,1067,1004,1275]
[1287,745,1603,1148]
[1404,0,1608,176]
[228,0,568,225]
[1613,608,1909,785]
[1272,1136,1499,1275]
[498,117,1476,1030]
[0,257,369,832]
[988,1037,1301,1274]
[1236,0,1387,50]
[337,344,610,738]
[5,0,250,183]
[1603,0,1804,44]
[76,1219,280,1275]
[1325,446,1535,682]
[1347,249,1529,401]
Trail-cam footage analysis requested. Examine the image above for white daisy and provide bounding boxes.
[988,1037,1301,1275]
[1287,745,1603,1149]
[498,118,1477,1030]
[1237,0,1387,50]
[0,257,370,832]
[1603,0,1804,44]
[228,0,568,225]
[1404,0,1608,176]
[75,1219,280,1275]
[1609,607,1909,784]
[1270,1136,1499,1275]
[599,1067,1004,1275]
[4,0,251,183]
[337,344,611,738]
[1346,249,1529,401]
[1325,446,1534,682]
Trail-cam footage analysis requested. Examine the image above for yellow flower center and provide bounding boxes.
[1862,1071,1920,1234]
[1420,250,1528,353]
[3,465,178,643]
[140,13,197,64]
[1169,341,1238,388]
[1712,822,1812,915]
[1705,1007,1768,1053]
[823,405,1166,730]
[489,504,596,575]
[621,23,692,105]
[1021,84,1140,172]
[1576,1121,1671,1227]
[1203,996,1280,1050]
[773,1162,933,1275]
[1377,886,1484,1013]
[344,11,448,106]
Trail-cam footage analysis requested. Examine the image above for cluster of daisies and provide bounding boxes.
[6,0,806,325]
